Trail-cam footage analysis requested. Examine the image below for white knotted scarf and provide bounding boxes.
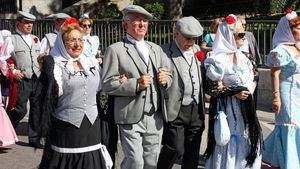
[50,32,94,75]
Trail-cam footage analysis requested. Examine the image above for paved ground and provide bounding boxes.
[0,104,275,169]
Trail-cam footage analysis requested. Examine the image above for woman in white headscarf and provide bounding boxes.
[262,10,300,169]
[203,14,262,169]
[37,18,111,169]
[0,30,18,147]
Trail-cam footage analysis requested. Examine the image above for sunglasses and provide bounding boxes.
[235,32,246,39]
[182,34,198,41]
[81,24,92,28]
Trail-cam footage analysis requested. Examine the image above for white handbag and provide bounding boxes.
[214,99,231,146]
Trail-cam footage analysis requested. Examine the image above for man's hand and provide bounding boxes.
[37,52,47,66]
[119,74,127,84]
[234,90,251,100]
[137,74,152,90]
[157,67,169,86]
[14,70,24,81]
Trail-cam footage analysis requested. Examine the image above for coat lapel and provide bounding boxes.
[193,46,202,83]
[169,41,185,81]
[147,42,158,72]
[123,38,147,74]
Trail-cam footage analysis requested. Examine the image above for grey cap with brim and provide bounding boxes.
[176,16,203,37]
[46,13,71,20]
[122,5,153,20]
[17,11,36,21]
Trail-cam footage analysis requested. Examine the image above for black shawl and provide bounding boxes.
[203,86,263,167]
[32,55,58,143]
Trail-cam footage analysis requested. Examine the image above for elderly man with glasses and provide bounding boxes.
[157,16,206,169]
[102,5,172,169]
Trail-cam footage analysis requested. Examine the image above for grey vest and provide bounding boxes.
[45,32,57,52]
[53,64,101,127]
[181,57,200,105]
[141,58,160,113]
[11,34,41,78]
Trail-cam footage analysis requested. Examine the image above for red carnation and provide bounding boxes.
[195,51,205,61]
[225,15,236,24]
[33,37,39,43]
[64,17,78,27]
[284,8,293,14]
[271,53,277,58]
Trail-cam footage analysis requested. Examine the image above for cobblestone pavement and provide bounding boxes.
[0,105,275,169]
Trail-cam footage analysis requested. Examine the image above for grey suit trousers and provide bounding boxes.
[119,109,163,169]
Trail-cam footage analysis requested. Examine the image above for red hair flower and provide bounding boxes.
[33,37,39,43]
[284,8,293,14]
[64,17,78,26]
[195,51,205,61]
[285,9,297,20]
[271,52,278,58]
[225,14,236,24]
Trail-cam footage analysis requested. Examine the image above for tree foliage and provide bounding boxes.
[144,2,164,19]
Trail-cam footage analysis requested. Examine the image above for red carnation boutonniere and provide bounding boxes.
[64,17,78,26]
[225,14,236,24]
[195,51,205,61]
[33,37,39,43]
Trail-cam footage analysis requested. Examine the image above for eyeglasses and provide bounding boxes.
[235,32,246,39]
[182,34,198,41]
[126,18,148,24]
[81,24,92,28]
[65,38,84,45]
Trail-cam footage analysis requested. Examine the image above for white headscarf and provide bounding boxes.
[50,31,95,75]
[211,21,237,56]
[0,30,14,75]
[272,16,295,48]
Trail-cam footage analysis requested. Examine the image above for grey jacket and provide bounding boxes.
[102,37,172,124]
[162,41,205,122]
[245,31,262,66]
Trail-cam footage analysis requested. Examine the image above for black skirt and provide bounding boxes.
[39,115,106,169]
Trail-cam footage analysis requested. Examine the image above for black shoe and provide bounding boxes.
[28,141,44,149]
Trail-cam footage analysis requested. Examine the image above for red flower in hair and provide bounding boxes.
[284,8,293,14]
[33,37,39,43]
[195,51,205,61]
[64,17,78,26]
[271,53,278,58]
[225,15,236,24]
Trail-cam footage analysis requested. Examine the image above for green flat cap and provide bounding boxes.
[46,13,71,20]
[122,5,153,20]
[17,11,36,21]
[176,16,203,37]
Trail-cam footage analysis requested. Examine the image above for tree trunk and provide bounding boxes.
[164,0,184,20]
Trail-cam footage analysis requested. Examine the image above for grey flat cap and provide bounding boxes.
[176,16,203,37]
[46,13,71,20]
[17,11,36,21]
[122,5,153,20]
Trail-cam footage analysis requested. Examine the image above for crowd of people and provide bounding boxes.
[0,4,299,169]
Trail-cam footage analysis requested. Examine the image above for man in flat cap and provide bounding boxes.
[102,4,172,169]
[40,13,71,54]
[157,16,205,169]
[8,11,42,148]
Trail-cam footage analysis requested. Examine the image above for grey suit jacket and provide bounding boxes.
[162,41,205,122]
[102,37,172,124]
[246,31,262,66]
